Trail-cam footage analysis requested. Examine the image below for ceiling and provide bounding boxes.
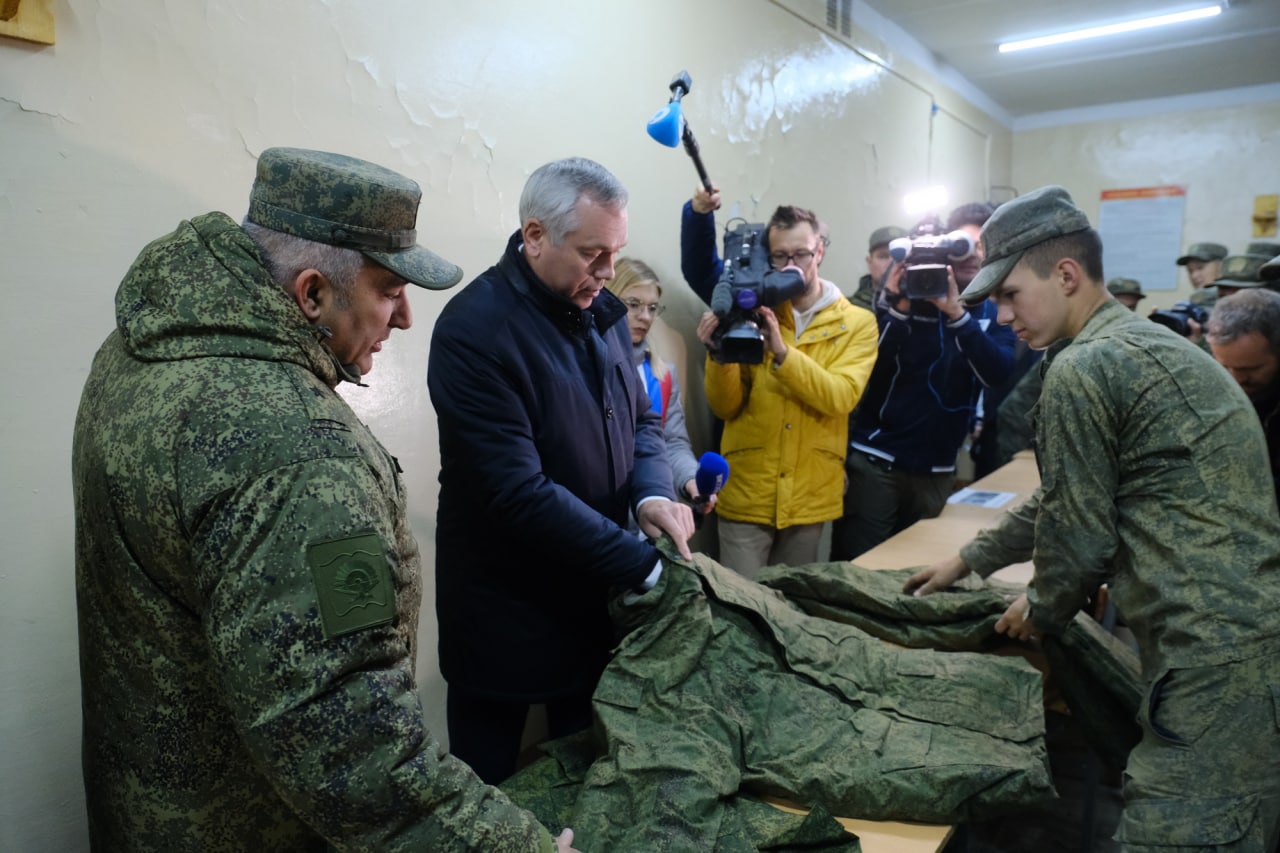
[854,0,1280,123]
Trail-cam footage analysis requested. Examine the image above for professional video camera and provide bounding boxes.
[708,218,806,364]
[888,220,977,301]
[1149,300,1210,337]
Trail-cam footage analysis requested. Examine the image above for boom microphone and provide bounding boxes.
[646,70,714,193]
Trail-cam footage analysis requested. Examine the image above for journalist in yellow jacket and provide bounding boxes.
[690,204,879,574]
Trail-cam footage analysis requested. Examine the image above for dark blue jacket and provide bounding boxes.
[850,294,1016,473]
[428,230,674,701]
[680,200,722,303]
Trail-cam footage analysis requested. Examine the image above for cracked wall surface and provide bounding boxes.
[1,1,1274,850]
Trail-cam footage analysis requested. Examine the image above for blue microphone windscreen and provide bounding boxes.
[646,102,684,148]
[695,451,730,495]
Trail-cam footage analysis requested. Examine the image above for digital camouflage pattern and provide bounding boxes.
[1176,241,1229,265]
[502,731,861,852]
[247,146,463,290]
[551,554,1052,851]
[962,185,1092,304]
[1105,277,1144,299]
[1028,300,1280,669]
[758,564,1143,771]
[961,298,1280,846]
[73,212,553,852]
[1210,253,1271,289]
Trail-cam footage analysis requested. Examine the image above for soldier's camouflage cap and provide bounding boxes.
[868,225,908,252]
[247,147,463,290]
[961,185,1091,304]
[1188,287,1218,307]
[1176,242,1228,265]
[1246,241,1280,258]
[1106,277,1144,298]
[1210,253,1270,289]
[1262,255,1280,282]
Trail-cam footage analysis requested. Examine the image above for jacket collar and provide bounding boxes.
[497,230,626,339]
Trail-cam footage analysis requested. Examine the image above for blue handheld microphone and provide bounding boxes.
[693,451,729,509]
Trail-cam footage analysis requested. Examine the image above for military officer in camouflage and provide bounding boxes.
[73,148,577,852]
[848,224,908,310]
[1105,276,1145,311]
[904,186,1280,850]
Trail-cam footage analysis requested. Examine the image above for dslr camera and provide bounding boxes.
[888,220,977,300]
[708,218,806,364]
[1149,300,1210,337]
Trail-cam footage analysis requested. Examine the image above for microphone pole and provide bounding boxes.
[647,70,714,194]
[668,72,714,194]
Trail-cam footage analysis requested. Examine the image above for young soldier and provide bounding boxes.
[906,186,1280,850]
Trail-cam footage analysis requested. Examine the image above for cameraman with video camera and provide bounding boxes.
[830,202,1016,561]
[683,186,878,576]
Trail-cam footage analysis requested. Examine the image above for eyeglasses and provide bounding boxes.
[768,249,816,270]
[623,299,665,316]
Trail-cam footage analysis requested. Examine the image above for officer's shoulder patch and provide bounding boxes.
[307,533,396,639]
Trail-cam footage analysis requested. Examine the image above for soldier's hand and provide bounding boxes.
[994,592,1037,643]
[904,554,971,597]
[637,498,695,559]
[692,183,722,214]
[555,827,581,852]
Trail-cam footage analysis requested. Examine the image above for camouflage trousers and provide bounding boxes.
[1117,652,1280,851]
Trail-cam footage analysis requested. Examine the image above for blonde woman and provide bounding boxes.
[607,258,708,507]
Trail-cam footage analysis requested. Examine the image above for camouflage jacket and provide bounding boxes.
[72,213,552,852]
[558,555,1052,850]
[972,301,1280,679]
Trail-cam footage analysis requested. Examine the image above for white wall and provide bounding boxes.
[0,1,1009,848]
[1011,100,1280,311]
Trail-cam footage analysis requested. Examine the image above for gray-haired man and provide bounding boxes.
[1207,288,1280,501]
[429,157,694,786]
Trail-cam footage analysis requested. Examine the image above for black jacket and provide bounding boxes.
[428,230,674,700]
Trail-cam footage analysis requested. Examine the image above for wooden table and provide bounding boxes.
[778,451,1042,851]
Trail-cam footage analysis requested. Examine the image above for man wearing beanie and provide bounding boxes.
[905,186,1280,849]
[73,148,576,852]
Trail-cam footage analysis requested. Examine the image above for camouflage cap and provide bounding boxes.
[961,185,1091,304]
[247,147,463,290]
[1210,253,1270,288]
[1188,286,1218,307]
[1176,242,1228,265]
[868,225,908,252]
[1106,277,1145,299]
[1246,241,1280,258]
[1262,254,1280,282]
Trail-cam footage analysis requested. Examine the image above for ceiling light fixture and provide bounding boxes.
[998,4,1222,53]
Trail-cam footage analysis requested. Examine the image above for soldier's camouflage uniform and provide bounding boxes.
[562,554,1053,850]
[72,212,554,852]
[962,300,1280,850]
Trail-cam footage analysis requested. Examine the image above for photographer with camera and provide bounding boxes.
[830,202,1016,561]
[684,194,878,576]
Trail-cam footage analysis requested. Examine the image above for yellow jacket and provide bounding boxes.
[706,290,878,527]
